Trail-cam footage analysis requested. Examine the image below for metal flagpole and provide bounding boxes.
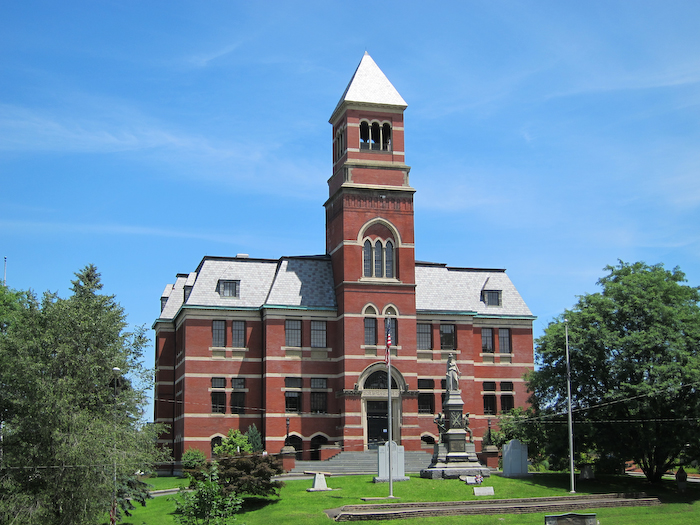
[385,318,394,498]
[565,319,575,493]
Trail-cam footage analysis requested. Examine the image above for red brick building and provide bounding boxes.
[153,53,535,465]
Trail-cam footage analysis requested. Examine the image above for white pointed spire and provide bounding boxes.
[331,53,407,121]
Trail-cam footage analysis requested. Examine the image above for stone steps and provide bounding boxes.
[326,493,661,521]
[290,450,433,475]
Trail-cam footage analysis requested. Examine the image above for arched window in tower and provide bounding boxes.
[385,240,394,278]
[359,120,392,152]
[363,240,373,277]
[371,122,381,151]
[362,237,397,279]
[374,240,383,277]
[382,123,391,150]
[360,121,370,150]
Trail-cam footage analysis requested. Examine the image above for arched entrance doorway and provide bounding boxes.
[359,365,405,450]
[310,435,329,460]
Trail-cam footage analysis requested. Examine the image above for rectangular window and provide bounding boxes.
[310,321,327,348]
[285,377,302,389]
[440,379,447,390]
[211,392,226,413]
[231,321,245,348]
[500,381,513,392]
[481,328,494,353]
[417,378,434,390]
[364,318,377,345]
[482,290,502,306]
[285,319,301,347]
[310,378,327,389]
[483,394,497,415]
[483,381,497,391]
[218,280,240,297]
[501,394,514,412]
[212,320,226,347]
[440,324,456,350]
[232,377,246,389]
[418,393,435,414]
[285,392,301,413]
[499,328,511,354]
[231,391,245,414]
[211,377,226,389]
[310,392,327,413]
[417,324,432,350]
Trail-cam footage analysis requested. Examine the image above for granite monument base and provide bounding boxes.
[420,442,491,479]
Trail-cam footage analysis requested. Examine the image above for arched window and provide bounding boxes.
[359,120,392,152]
[371,122,381,150]
[385,241,394,278]
[363,240,372,276]
[364,370,398,389]
[362,238,396,279]
[382,123,391,150]
[211,436,222,457]
[364,305,377,346]
[374,240,383,277]
[360,121,370,150]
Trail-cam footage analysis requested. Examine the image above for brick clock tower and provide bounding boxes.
[326,53,420,451]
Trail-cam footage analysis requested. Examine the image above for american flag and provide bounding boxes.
[385,321,392,366]
[475,474,484,485]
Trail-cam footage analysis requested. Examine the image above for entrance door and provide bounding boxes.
[366,400,388,449]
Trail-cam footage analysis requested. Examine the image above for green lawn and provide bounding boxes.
[117,473,700,525]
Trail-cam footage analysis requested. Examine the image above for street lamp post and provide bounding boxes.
[564,320,575,493]
[111,367,121,525]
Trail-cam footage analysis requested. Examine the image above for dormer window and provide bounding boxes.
[217,280,240,298]
[359,120,392,151]
[482,290,502,306]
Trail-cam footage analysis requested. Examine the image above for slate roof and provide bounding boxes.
[156,257,532,323]
[415,262,533,318]
[331,52,407,120]
[156,256,337,322]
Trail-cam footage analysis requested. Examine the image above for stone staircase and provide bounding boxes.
[289,450,433,475]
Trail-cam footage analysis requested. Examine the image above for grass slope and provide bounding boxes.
[118,473,700,525]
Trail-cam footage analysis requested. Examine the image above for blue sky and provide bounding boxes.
[2,1,699,419]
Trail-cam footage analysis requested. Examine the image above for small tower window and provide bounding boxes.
[359,120,392,152]
[360,121,370,150]
[371,122,381,150]
[382,123,391,150]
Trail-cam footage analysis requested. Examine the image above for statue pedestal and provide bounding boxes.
[420,388,489,479]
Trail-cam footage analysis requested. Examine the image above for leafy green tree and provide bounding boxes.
[173,465,242,525]
[0,265,168,524]
[191,454,284,498]
[214,429,252,456]
[245,424,263,453]
[182,448,208,470]
[0,283,28,333]
[526,261,700,482]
